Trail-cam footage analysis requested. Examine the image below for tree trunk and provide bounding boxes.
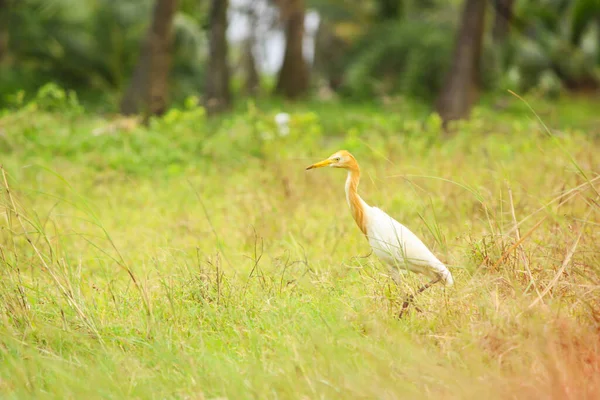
[377,0,402,21]
[242,39,260,96]
[120,0,178,116]
[204,0,231,114]
[275,0,309,99]
[242,4,260,97]
[0,0,9,64]
[492,0,514,43]
[435,0,486,124]
[313,19,347,91]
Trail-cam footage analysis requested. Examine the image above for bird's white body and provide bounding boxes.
[365,204,453,285]
[344,172,454,286]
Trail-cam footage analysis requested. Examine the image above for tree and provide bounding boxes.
[570,0,600,64]
[377,0,402,21]
[120,0,178,116]
[242,38,260,96]
[435,0,486,125]
[241,3,260,97]
[0,0,8,64]
[275,0,309,99]
[492,0,514,43]
[204,0,231,113]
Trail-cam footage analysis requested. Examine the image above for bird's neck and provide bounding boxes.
[345,167,368,235]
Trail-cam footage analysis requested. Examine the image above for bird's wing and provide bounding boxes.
[366,207,453,284]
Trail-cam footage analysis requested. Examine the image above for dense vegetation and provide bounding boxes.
[1,0,599,111]
[1,89,599,398]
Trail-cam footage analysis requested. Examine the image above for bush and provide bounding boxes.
[1,0,207,110]
[502,0,600,95]
[342,21,453,101]
[341,17,502,102]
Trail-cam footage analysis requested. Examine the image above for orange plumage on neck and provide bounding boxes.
[346,168,368,235]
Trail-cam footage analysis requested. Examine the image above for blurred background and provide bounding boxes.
[0,0,598,120]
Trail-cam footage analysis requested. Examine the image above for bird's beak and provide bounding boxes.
[306,158,333,170]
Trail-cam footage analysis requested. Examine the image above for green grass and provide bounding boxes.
[1,92,600,399]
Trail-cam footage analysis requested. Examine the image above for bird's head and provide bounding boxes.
[306,150,358,171]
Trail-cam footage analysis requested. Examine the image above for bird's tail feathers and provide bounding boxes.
[434,263,454,286]
[442,270,454,286]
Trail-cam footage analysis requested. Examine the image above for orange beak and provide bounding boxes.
[306,158,333,170]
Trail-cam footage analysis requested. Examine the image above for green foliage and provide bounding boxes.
[1,85,331,175]
[1,0,207,109]
[33,82,85,114]
[2,0,598,111]
[337,0,503,101]
[504,0,600,95]
[2,83,599,179]
[314,0,599,101]
[7,0,151,88]
[570,0,600,46]
[343,20,455,100]
[1,98,599,399]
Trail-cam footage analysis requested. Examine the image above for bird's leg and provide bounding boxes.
[389,267,403,286]
[353,249,373,261]
[389,267,422,313]
[398,276,442,318]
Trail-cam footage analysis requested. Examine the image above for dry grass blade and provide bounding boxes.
[507,181,541,297]
[1,166,105,345]
[493,173,595,272]
[508,90,600,200]
[492,217,546,271]
[528,207,593,309]
[505,175,600,235]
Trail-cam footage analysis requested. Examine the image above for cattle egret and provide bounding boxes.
[306,150,453,316]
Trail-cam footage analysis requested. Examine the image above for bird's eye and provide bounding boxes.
[335,157,341,162]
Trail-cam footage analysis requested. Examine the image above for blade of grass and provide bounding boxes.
[528,206,593,309]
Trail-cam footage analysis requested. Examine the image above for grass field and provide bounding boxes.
[1,90,600,399]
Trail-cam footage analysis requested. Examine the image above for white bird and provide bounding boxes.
[306,150,453,315]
